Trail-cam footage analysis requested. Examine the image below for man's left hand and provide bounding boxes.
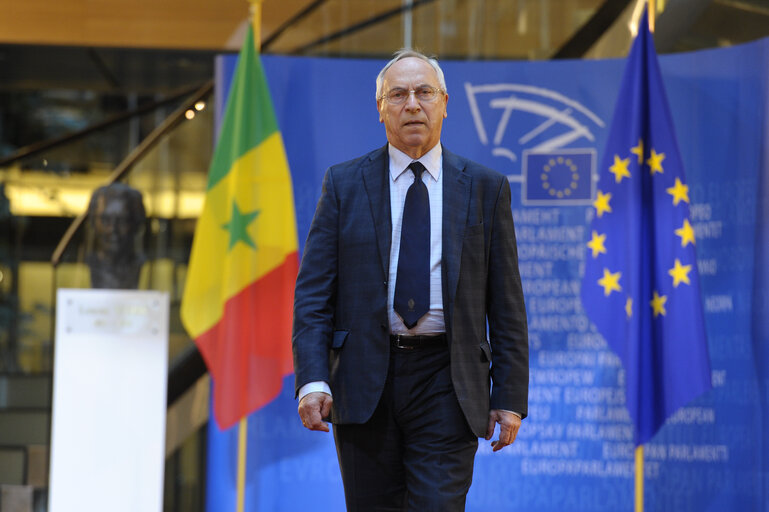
[485,409,521,452]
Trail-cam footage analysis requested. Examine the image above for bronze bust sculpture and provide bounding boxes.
[86,183,146,289]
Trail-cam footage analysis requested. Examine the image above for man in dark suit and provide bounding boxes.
[292,49,528,511]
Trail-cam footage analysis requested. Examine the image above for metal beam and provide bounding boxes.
[551,0,634,59]
[291,0,437,55]
[262,0,329,52]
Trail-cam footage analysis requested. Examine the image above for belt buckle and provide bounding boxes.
[393,334,415,350]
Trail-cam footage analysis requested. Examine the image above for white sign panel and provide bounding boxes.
[50,289,169,512]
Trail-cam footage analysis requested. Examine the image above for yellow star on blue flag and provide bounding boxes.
[580,11,711,446]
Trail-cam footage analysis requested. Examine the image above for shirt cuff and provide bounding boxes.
[298,381,332,401]
[499,409,522,419]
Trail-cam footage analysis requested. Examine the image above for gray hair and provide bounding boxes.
[375,48,447,100]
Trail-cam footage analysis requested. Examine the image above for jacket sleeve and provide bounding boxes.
[292,167,339,396]
[486,177,529,417]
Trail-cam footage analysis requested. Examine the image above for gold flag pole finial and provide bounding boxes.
[249,0,264,52]
[648,0,656,33]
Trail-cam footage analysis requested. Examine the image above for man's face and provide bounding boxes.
[377,57,448,160]
[93,196,136,256]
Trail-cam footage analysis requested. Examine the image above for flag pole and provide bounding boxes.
[235,5,263,510]
[635,444,644,511]
[236,416,248,512]
[630,4,655,510]
[634,4,653,510]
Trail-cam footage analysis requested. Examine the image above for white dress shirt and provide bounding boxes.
[387,143,445,334]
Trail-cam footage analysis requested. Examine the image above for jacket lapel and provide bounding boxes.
[362,145,392,280]
[442,147,471,317]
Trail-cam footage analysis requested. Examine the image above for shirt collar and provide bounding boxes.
[388,143,442,182]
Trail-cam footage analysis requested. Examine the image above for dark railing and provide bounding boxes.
[0,83,205,169]
[50,80,213,267]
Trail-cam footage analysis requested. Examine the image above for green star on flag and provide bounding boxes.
[222,202,260,250]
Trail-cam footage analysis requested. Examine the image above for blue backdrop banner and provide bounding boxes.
[206,37,769,511]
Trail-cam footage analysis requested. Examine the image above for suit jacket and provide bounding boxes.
[292,144,528,437]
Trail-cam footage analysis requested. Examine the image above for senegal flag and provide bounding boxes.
[181,26,298,430]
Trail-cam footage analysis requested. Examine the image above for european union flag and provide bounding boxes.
[580,13,711,446]
[523,149,594,204]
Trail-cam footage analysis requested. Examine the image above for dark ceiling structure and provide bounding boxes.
[0,0,767,93]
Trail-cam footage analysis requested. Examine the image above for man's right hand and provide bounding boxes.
[298,392,333,432]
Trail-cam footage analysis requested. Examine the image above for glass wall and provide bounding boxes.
[0,87,212,510]
[1,0,767,510]
[283,0,602,60]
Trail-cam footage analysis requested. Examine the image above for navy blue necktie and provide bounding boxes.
[394,161,430,329]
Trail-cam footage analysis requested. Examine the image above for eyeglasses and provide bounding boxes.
[379,85,445,105]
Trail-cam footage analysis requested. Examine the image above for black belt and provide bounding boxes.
[390,333,446,350]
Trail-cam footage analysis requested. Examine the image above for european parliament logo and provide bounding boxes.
[464,82,605,207]
[522,149,595,205]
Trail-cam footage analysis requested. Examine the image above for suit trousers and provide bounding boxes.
[333,345,478,512]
